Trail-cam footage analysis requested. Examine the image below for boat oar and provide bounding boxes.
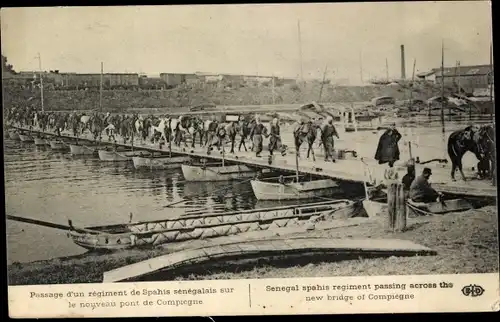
[6,215,70,231]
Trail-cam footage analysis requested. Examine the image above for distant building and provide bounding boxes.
[159,73,199,87]
[417,64,493,94]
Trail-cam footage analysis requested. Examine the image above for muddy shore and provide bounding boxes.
[7,206,498,285]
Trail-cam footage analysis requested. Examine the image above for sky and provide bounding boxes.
[0,2,493,85]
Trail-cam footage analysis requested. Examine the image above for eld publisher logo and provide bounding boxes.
[461,284,485,297]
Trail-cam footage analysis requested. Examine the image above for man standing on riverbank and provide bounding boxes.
[374,122,402,167]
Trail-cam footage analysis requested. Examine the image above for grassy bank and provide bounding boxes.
[3,82,438,112]
[7,206,498,285]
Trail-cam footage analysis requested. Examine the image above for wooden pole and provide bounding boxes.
[385,58,389,82]
[37,53,44,112]
[295,152,300,183]
[387,182,407,232]
[490,42,493,120]
[318,64,328,102]
[297,20,304,84]
[359,50,363,84]
[440,40,445,134]
[100,62,103,112]
[409,59,416,110]
[408,141,412,159]
[272,74,276,105]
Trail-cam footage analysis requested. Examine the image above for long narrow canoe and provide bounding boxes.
[181,163,257,181]
[250,178,341,201]
[103,237,437,282]
[67,199,359,251]
[132,155,191,170]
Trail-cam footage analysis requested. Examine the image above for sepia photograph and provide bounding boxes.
[2,2,498,317]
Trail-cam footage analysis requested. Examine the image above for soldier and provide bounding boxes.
[268,118,286,156]
[206,115,218,153]
[225,119,239,154]
[321,116,339,162]
[250,115,267,157]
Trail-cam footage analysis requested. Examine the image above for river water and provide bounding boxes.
[4,138,340,265]
[4,116,493,265]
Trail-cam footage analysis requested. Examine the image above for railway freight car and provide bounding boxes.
[60,73,140,90]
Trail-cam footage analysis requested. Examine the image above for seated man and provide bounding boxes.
[402,159,416,192]
[409,167,442,203]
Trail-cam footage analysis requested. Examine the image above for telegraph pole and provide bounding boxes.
[297,20,304,84]
[490,42,493,121]
[37,53,44,112]
[318,64,328,102]
[385,58,389,82]
[440,40,445,133]
[100,62,103,112]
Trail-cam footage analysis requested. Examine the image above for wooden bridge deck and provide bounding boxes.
[102,236,437,282]
[9,126,497,198]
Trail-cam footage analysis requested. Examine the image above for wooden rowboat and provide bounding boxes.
[49,139,70,150]
[250,177,341,201]
[69,144,99,156]
[18,133,34,142]
[363,197,473,218]
[97,149,152,162]
[181,163,257,181]
[34,137,49,146]
[406,198,473,217]
[67,199,358,251]
[132,155,191,170]
[8,130,20,140]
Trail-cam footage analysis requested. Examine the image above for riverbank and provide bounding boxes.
[7,206,498,285]
[3,82,436,112]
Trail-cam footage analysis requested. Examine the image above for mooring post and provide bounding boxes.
[387,182,407,232]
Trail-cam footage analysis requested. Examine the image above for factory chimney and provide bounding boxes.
[400,45,406,79]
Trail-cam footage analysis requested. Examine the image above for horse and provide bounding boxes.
[80,114,91,135]
[135,116,145,142]
[89,113,104,142]
[293,121,320,162]
[169,115,203,148]
[151,117,168,144]
[447,125,482,181]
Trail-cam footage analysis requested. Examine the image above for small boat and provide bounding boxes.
[250,176,341,201]
[49,139,69,150]
[406,198,474,217]
[67,199,358,251]
[363,196,473,218]
[103,237,436,282]
[98,149,152,162]
[69,144,99,156]
[8,130,20,140]
[132,155,191,170]
[181,162,257,181]
[34,137,49,146]
[18,133,34,142]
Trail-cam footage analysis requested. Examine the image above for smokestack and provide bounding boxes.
[400,45,406,79]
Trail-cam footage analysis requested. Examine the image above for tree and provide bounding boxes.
[2,54,16,74]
